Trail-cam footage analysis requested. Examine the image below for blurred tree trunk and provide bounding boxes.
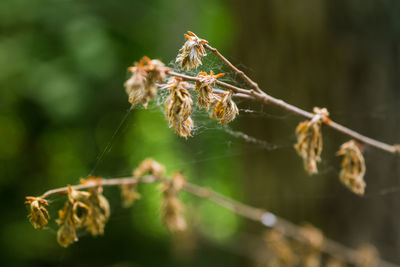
[232,0,400,263]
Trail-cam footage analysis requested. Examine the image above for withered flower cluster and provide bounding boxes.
[264,223,346,267]
[299,223,324,267]
[125,56,168,108]
[164,77,194,138]
[195,71,224,110]
[176,31,208,70]
[336,140,366,195]
[210,90,239,125]
[264,229,297,266]
[294,107,329,175]
[25,197,50,230]
[357,244,379,267]
[160,172,187,232]
[56,181,110,247]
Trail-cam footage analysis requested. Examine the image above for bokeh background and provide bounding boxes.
[1,0,400,266]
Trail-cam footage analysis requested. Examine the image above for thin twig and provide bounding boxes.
[166,69,400,156]
[204,44,263,94]
[37,176,398,267]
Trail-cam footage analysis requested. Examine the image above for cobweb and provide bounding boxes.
[87,53,400,199]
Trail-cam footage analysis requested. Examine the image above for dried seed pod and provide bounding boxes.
[56,185,90,247]
[164,77,194,138]
[294,107,329,175]
[121,183,141,208]
[326,258,346,267]
[195,71,224,110]
[160,172,187,232]
[133,158,165,178]
[264,229,297,266]
[84,186,110,236]
[357,244,378,267]
[176,31,208,70]
[125,56,168,108]
[299,223,324,267]
[25,197,50,230]
[210,90,239,124]
[336,140,366,195]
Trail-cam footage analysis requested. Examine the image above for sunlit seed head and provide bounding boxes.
[210,90,239,125]
[125,56,169,108]
[164,77,193,138]
[195,71,224,110]
[176,31,208,71]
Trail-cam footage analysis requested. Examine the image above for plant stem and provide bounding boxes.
[166,69,400,156]
[37,176,398,267]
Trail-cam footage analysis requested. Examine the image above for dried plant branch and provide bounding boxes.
[204,44,263,94]
[32,175,397,267]
[166,70,399,156]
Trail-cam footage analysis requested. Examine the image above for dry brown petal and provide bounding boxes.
[25,197,50,230]
[336,140,366,195]
[176,31,208,70]
[164,77,193,138]
[210,90,239,125]
[133,158,166,178]
[125,56,168,108]
[294,107,329,175]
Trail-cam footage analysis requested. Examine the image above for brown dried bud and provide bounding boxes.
[164,77,194,138]
[336,140,366,195]
[160,172,187,232]
[326,258,345,267]
[195,71,224,110]
[85,186,110,236]
[125,56,168,108]
[25,196,50,230]
[133,158,165,178]
[264,229,297,266]
[357,244,378,267]
[210,90,239,124]
[121,183,141,208]
[294,107,329,175]
[300,223,324,250]
[176,31,208,70]
[299,223,324,267]
[56,185,90,247]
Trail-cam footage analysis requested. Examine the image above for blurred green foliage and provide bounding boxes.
[2,0,400,266]
[0,0,242,266]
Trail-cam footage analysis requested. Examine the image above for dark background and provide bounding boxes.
[1,0,400,266]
